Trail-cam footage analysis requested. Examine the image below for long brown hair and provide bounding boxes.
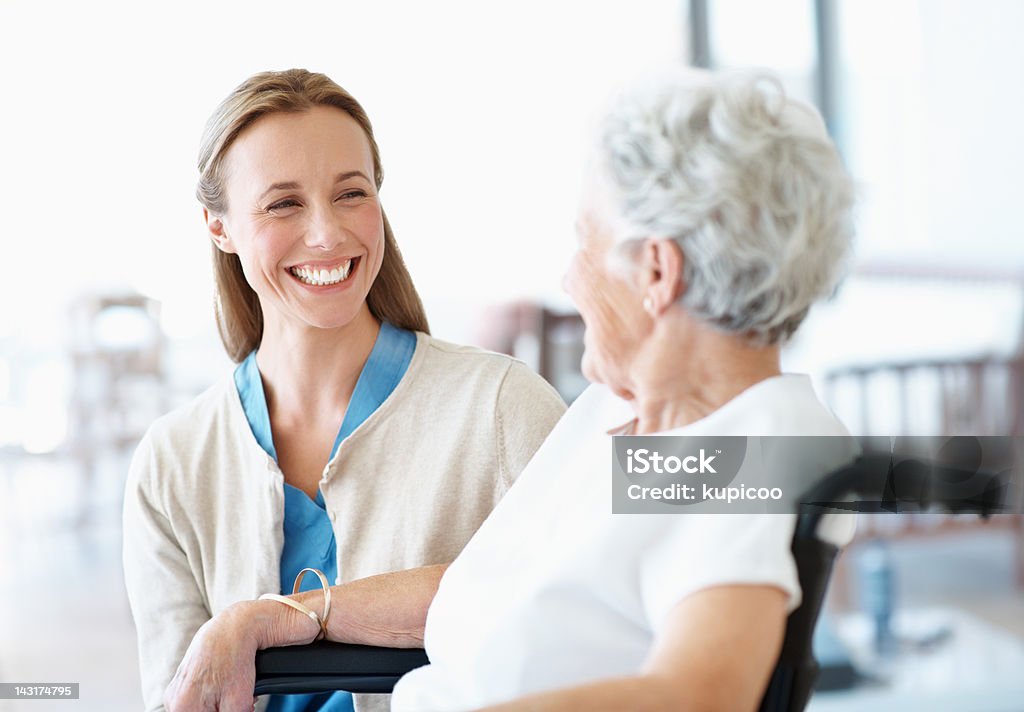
[196,69,430,362]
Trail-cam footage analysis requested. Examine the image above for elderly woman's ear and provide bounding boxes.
[639,237,685,317]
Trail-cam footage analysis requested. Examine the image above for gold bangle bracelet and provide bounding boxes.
[257,567,332,642]
[293,567,332,630]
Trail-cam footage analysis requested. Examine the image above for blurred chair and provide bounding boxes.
[818,263,1024,585]
[474,302,586,403]
[66,293,167,522]
[824,356,1024,439]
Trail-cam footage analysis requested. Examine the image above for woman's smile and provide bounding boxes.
[287,256,361,288]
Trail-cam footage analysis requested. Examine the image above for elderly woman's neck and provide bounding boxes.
[630,323,781,435]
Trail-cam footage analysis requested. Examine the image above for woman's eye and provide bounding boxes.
[267,199,299,211]
[338,190,367,201]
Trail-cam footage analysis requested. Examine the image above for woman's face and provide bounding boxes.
[563,171,650,396]
[209,106,385,333]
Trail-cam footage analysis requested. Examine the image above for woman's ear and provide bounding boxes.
[205,208,235,254]
[642,237,685,316]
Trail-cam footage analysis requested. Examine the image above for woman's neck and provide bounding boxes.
[255,306,381,429]
[629,318,782,435]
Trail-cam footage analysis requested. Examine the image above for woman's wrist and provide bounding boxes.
[238,597,322,649]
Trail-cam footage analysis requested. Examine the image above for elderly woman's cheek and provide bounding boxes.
[566,248,606,308]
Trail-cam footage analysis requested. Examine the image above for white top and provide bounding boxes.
[122,333,566,712]
[392,375,855,711]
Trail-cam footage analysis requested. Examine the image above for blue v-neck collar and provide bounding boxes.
[234,322,417,464]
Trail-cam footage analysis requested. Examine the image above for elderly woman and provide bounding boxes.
[163,69,855,712]
[122,69,565,712]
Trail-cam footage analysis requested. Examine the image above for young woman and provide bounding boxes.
[122,69,565,712]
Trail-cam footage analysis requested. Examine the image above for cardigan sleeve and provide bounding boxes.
[494,360,567,491]
[122,430,212,712]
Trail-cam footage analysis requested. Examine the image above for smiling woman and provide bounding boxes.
[122,69,566,712]
[205,106,389,347]
[196,72,428,363]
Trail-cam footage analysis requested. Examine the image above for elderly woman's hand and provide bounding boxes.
[162,566,445,710]
[163,601,263,712]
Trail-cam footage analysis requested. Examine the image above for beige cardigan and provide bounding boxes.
[123,333,566,711]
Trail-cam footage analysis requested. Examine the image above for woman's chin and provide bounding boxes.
[581,351,635,402]
[292,305,367,332]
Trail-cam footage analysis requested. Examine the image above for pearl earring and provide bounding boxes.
[642,296,653,312]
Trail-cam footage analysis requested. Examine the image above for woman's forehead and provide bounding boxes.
[578,167,631,240]
[223,106,374,188]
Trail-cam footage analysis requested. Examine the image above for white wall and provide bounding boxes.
[837,0,1024,270]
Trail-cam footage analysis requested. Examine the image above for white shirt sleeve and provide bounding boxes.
[639,513,802,631]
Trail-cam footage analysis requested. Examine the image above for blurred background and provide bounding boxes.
[1,0,1022,709]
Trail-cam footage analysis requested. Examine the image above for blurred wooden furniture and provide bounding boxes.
[474,302,586,403]
[66,293,167,522]
[824,356,1024,438]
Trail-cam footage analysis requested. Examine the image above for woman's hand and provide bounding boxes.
[161,565,445,710]
[163,601,264,712]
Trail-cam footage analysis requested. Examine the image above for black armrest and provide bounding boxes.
[254,641,428,696]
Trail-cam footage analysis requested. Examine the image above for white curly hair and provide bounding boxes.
[598,69,855,345]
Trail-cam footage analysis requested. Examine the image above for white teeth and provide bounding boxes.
[290,260,354,286]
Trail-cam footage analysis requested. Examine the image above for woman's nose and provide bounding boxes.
[562,256,580,295]
[304,206,348,250]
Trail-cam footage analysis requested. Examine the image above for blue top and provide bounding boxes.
[235,322,417,712]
